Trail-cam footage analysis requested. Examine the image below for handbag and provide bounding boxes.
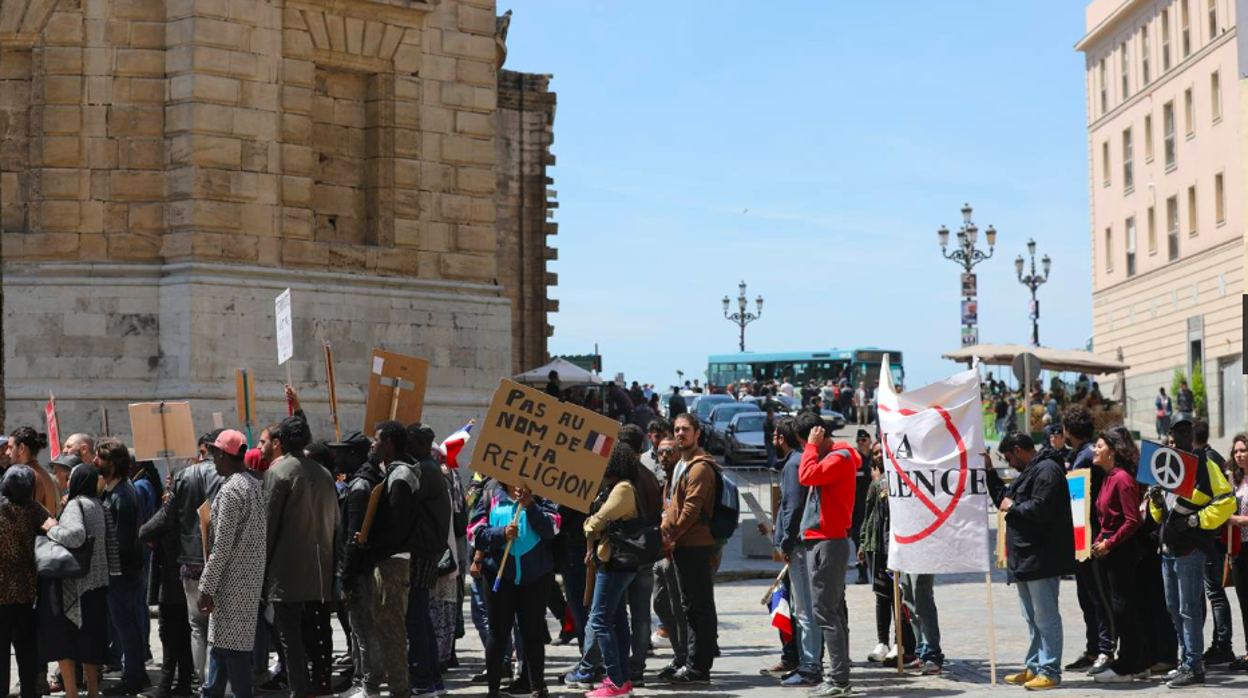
[35,533,95,579]
[605,487,663,570]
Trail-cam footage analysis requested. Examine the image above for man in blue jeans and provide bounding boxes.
[772,416,822,686]
[96,438,150,696]
[987,432,1076,691]
[900,574,943,675]
[1147,414,1234,688]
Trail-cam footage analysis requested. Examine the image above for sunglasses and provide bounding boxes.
[658,448,676,456]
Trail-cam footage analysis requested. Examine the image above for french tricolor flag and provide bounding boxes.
[768,584,793,642]
[585,430,614,457]
[441,423,473,469]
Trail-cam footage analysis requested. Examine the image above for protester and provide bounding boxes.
[263,415,338,698]
[1229,433,1248,670]
[851,429,872,585]
[773,416,822,686]
[404,423,452,697]
[95,438,148,695]
[8,428,57,517]
[546,371,562,399]
[987,432,1075,691]
[337,429,386,698]
[1156,388,1173,440]
[470,479,560,698]
[797,411,863,697]
[41,464,110,698]
[137,467,195,698]
[660,413,722,684]
[49,453,78,510]
[0,466,55,698]
[1193,418,1235,666]
[612,425,663,687]
[1062,406,1114,675]
[198,430,267,698]
[642,417,672,487]
[859,440,914,666]
[572,444,645,697]
[1148,413,1235,687]
[650,436,689,682]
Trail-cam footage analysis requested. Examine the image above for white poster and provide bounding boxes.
[882,357,990,574]
[275,289,293,365]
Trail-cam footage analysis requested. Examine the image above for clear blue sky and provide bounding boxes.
[504,1,1093,391]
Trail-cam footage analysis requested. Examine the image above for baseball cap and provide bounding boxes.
[329,430,372,456]
[1171,412,1195,428]
[1045,423,1064,437]
[856,429,871,440]
[213,429,248,458]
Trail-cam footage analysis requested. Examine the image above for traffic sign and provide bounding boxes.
[1012,352,1041,386]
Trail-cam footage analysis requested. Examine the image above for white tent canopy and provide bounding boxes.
[943,343,1130,376]
[513,357,602,386]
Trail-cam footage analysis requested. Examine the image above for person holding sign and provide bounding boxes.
[468,480,560,698]
[1146,414,1235,688]
[985,432,1075,691]
[1088,431,1146,683]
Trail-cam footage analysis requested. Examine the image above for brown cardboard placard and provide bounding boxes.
[995,509,1008,569]
[363,349,429,432]
[357,483,385,545]
[128,402,198,461]
[470,379,620,513]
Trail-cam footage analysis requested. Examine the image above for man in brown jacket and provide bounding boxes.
[659,413,720,684]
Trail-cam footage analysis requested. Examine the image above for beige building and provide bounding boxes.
[0,0,557,440]
[1078,0,1245,441]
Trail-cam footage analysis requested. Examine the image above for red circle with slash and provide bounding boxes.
[879,403,970,544]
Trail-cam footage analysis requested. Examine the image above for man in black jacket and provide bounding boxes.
[987,432,1076,691]
[337,431,385,698]
[404,423,451,696]
[97,437,150,695]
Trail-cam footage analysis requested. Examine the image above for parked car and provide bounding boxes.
[723,412,769,465]
[820,409,847,431]
[706,402,762,454]
[693,394,735,430]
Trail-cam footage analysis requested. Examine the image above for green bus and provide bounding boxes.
[706,348,904,390]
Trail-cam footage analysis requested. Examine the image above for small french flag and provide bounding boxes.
[440,423,473,469]
[768,584,793,642]
[585,430,614,457]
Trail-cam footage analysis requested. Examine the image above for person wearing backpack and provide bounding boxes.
[660,413,722,685]
[796,411,863,698]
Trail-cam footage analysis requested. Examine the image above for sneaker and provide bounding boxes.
[666,667,710,685]
[1087,653,1113,675]
[1204,647,1236,665]
[1094,668,1136,683]
[650,630,670,648]
[410,682,446,697]
[1150,662,1178,676]
[866,643,889,663]
[531,689,550,698]
[656,664,682,682]
[334,653,354,668]
[1167,669,1205,688]
[628,676,645,689]
[584,680,632,698]
[761,663,794,677]
[258,676,289,693]
[470,671,490,684]
[781,673,820,688]
[1023,675,1060,691]
[902,658,922,671]
[809,683,852,697]
[1230,656,1248,671]
[920,661,942,676]
[562,671,596,689]
[503,678,531,695]
[1064,655,1095,671]
[1163,668,1182,682]
[1004,670,1035,685]
[883,645,898,663]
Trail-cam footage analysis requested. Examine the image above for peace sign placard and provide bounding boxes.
[1137,440,1198,500]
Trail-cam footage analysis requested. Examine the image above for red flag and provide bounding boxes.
[46,394,61,459]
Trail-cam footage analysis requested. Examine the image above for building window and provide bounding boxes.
[1148,205,1157,253]
[1187,185,1198,235]
[1215,172,1225,223]
[1211,70,1221,121]
[1103,141,1111,186]
[1164,101,1176,168]
[1162,9,1172,70]
[1208,0,1218,36]
[1123,129,1134,191]
[1144,114,1154,160]
[1099,58,1108,114]
[1126,217,1137,277]
[1142,24,1151,84]
[1184,88,1194,135]
[1120,41,1130,99]
[1105,226,1114,272]
[1181,0,1191,57]
[1167,196,1180,260]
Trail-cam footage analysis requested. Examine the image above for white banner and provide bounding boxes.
[882,357,990,574]
[275,289,293,365]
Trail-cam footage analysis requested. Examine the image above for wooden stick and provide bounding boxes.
[584,556,597,607]
[101,404,110,437]
[389,381,402,421]
[760,563,790,606]
[893,570,904,674]
[286,363,294,416]
[324,341,341,442]
[493,506,524,592]
[986,571,998,686]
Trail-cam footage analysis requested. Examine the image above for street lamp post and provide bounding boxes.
[938,203,996,347]
[1015,238,1051,347]
[723,280,763,353]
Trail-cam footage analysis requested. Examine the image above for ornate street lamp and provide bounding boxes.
[723,280,763,352]
[938,203,996,347]
[1016,238,1051,347]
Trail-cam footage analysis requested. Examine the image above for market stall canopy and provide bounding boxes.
[513,357,603,386]
[943,344,1130,375]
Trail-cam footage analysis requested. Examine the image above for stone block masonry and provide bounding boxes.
[0,0,558,433]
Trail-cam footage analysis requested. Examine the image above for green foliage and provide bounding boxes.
[1171,366,1186,400]
[1192,362,1208,418]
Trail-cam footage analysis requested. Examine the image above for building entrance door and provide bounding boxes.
[1221,356,1244,438]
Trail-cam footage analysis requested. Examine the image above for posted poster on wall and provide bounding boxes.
[470,379,621,513]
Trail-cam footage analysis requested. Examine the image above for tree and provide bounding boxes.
[1171,365,1209,418]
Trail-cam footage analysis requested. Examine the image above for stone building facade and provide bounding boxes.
[0,0,556,440]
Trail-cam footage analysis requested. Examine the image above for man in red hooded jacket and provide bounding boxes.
[796,411,862,697]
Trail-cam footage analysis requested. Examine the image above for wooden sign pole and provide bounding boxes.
[986,572,998,685]
[101,404,110,437]
[324,341,341,442]
[493,506,525,592]
[893,572,904,674]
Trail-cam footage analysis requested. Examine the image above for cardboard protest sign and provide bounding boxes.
[1068,470,1092,562]
[363,349,429,432]
[881,358,990,574]
[46,393,62,459]
[128,402,197,461]
[471,379,620,513]
[275,289,293,366]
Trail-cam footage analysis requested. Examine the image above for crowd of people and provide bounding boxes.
[3,376,1248,698]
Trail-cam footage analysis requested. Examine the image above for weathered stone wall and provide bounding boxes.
[495,69,556,375]
[0,0,552,440]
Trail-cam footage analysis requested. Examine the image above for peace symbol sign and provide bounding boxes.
[1150,448,1186,490]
